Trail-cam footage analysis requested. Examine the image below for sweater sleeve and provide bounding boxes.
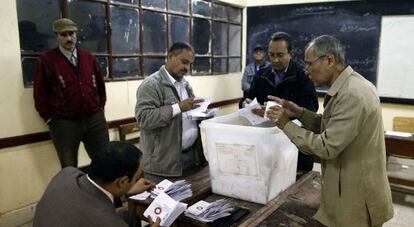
[33,56,51,122]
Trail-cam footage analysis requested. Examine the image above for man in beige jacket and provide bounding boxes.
[266,35,393,227]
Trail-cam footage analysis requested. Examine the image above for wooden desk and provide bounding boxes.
[128,165,211,222]
[128,169,323,226]
[385,134,414,188]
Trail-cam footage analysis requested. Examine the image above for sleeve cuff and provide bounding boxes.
[172,103,181,117]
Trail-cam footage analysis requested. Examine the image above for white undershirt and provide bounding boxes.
[86,174,114,204]
[165,70,198,150]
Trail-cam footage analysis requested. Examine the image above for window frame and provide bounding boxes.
[17,0,242,87]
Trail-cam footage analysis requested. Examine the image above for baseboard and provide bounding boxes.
[0,203,36,227]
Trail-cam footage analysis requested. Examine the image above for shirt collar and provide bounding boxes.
[59,46,77,59]
[165,67,188,87]
[271,60,290,76]
[327,65,354,96]
[86,174,114,204]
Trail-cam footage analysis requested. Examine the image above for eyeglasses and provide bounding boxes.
[58,31,75,37]
[304,55,327,68]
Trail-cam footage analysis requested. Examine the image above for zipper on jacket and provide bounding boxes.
[338,163,342,197]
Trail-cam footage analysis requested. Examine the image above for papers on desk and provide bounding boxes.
[239,98,269,125]
[184,199,233,223]
[144,192,187,227]
[151,179,193,202]
[129,191,150,201]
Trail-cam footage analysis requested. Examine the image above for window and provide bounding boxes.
[17,0,242,87]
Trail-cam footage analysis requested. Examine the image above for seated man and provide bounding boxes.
[33,141,160,227]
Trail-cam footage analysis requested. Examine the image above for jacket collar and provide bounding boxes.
[159,65,189,87]
[327,66,354,97]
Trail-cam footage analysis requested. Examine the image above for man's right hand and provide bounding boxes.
[267,95,304,118]
[178,98,203,112]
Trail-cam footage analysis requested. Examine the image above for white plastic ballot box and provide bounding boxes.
[200,112,298,204]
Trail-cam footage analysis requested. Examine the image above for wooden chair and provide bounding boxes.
[119,122,140,145]
[393,117,414,133]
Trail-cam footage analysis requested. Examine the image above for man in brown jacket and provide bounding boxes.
[266,35,393,227]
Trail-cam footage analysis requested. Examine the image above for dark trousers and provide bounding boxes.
[48,111,109,168]
[297,152,314,173]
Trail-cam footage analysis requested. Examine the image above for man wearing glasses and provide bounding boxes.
[266,35,393,227]
[246,31,318,174]
[34,18,109,168]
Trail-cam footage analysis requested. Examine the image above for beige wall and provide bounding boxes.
[1,0,414,222]
[0,0,242,217]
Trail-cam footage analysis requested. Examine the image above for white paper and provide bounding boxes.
[186,200,210,216]
[264,101,281,120]
[238,98,268,125]
[187,97,212,116]
[144,192,187,227]
[129,191,150,201]
[191,108,219,120]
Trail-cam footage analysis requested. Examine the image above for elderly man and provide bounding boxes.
[33,18,109,168]
[135,42,205,182]
[266,35,393,227]
[34,141,160,227]
[247,32,319,173]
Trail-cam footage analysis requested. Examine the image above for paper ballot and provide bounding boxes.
[239,98,268,125]
[150,179,193,202]
[144,192,187,227]
[129,191,150,201]
[187,97,211,116]
[264,101,281,120]
[184,199,233,223]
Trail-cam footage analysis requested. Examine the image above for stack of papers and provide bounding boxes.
[184,199,233,223]
[144,192,187,227]
[151,179,193,202]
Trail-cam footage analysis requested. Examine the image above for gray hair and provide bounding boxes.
[306,35,345,66]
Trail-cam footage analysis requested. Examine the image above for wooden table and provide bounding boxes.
[128,168,323,226]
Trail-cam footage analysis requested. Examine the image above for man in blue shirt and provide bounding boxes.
[247,32,319,173]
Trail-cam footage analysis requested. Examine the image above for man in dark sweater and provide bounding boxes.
[33,18,109,168]
[246,32,319,173]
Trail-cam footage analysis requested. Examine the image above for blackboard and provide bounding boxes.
[247,0,414,104]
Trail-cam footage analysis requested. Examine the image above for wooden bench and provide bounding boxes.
[119,122,140,145]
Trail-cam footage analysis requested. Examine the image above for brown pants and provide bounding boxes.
[48,111,109,168]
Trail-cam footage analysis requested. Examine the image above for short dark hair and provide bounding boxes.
[168,42,194,56]
[270,32,293,52]
[88,141,142,183]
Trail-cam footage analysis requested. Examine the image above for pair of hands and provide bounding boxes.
[127,178,161,227]
[246,96,304,128]
[179,98,204,112]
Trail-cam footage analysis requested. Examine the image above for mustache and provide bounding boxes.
[65,41,74,45]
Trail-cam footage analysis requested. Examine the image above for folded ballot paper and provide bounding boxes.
[239,98,268,125]
[129,179,193,202]
[151,179,193,202]
[144,192,187,227]
[184,199,233,223]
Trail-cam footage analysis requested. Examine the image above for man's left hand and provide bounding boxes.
[128,178,156,195]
